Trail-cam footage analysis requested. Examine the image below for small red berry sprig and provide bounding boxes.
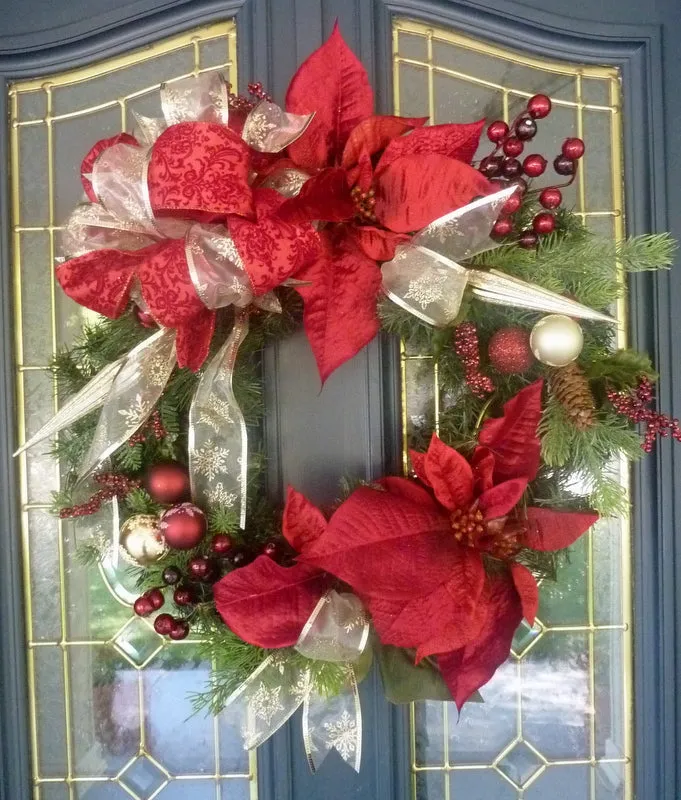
[478,94,585,248]
[607,377,681,453]
[454,323,495,398]
[127,410,167,447]
[59,473,142,518]
[227,80,273,113]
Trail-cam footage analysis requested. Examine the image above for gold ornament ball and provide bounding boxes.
[530,314,584,367]
[119,514,167,566]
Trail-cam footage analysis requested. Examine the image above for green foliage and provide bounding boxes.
[585,348,658,388]
[125,488,162,516]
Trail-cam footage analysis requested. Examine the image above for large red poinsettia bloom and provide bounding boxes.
[215,380,598,709]
[275,24,491,381]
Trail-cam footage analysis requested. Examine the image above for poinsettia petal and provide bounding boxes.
[368,548,486,658]
[341,114,428,168]
[423,434,474,512]
[295,232,381,383]
[376,119,486,173]
[213,557,331,648]
[478,478,528,520]
[523,506,599,551]
[478,380,544,483]
[510,562,539,625]
[377,476,440,510]
[438,575,523,710]
[471,446,496,493]
[409,450,431,487]
[374,154,491,233]
[286,23,373,169]
[349,225,410,261]
[282,487,328,553]
[302,484,456,600]
[277,168,355,224]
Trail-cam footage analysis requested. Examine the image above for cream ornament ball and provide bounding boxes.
[530,314,584,367]
[119,514,168,566]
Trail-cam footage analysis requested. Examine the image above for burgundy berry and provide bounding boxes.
[153,613,175,636]
[146,588,165,611]
[553,154,576,176]
[539,187,562,209]
[487,120,509,143]
[527,94,552,119]
[503,137,524,157]
[561,137,585,159]
[522,154,547,178]
[533,212,556,235]
[169,620,190,641]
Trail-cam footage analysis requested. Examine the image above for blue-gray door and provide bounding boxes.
[1,2,679,800]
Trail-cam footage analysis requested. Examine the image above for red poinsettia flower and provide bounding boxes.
[272,24,491,382]
[214,380,598,708]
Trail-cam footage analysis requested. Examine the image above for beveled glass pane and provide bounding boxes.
[396,18,631,800]
[10,21,254,799]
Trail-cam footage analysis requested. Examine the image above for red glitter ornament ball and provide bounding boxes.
[154,613,175,636]
[501,192,522,215]
[146,462,190,505]
[134,596,154,617]
[173,587,194,607]
[562,137,585,159]
[145,588,165,610]
[159,503,207,550]
[522,154,547,178]
[503,137,524,157]
[169,620,190,641]
[492,218,514,238]
[488,328,535,374]
[539,187,562,209]
[211,534,234,555]
[527,94,552,119]
[487,120,509,142]
[533,212,556,235]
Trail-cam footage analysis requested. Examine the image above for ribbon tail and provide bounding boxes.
[78,328,177,478]
[303,666,362,774]
[14,358,125,457]
[188,311,250,526]
[242,100,315,153]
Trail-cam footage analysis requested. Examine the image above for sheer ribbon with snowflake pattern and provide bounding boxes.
[223,591,369,773]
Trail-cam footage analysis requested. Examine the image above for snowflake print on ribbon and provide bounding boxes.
[207,482,237,507]
[118,394,152,431]
[404,270,449,310]
[323,710,358,761]
[193,439,229,480]
[249,682,284,727]
[197,395,234,434]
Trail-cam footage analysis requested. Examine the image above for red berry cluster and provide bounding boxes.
[481,95,585,248]
[128,410,167,447]
[454,323,495,398]
[247,81,273,103]
[59,473,141,518]
[133,589,190,639]
[608,378,681,453]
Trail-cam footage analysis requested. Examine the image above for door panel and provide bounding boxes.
[9,23,257,800]
[393,20,631,799]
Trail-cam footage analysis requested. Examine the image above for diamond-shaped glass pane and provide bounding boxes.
[512,619,544,656]
[114,617,163,667]
[497,741,544,787]
[120,756,167,799]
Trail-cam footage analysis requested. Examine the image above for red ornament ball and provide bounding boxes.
[501,157,522,179]
[169,620,190,641]
[263,540,278,557]
[134,596,153,617]
[519,230,539,249]
[527,94,552,119]
[134,306,156,328]
[173,587,194,607]
[487,120,509,142]
[553,154,576,176]
[501,191,522,215]
[503,137,524,157]
[562,137,585,159]
[159,503,207,550]
[153,613,175,636]
[146,462,190,505]
[145,588,165,610]
[533,212,556,235]
[211,534,234,555]
[515,116,537,141]
[522,154,547,178]
[539,187,562,209]
[488,328,535,374]
[188,556,212,580]
[492,217,514,238]
[479,155,503,178]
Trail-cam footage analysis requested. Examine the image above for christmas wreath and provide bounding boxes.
[18,26,677,771]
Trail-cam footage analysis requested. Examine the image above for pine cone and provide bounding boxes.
[550,362,596,430]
